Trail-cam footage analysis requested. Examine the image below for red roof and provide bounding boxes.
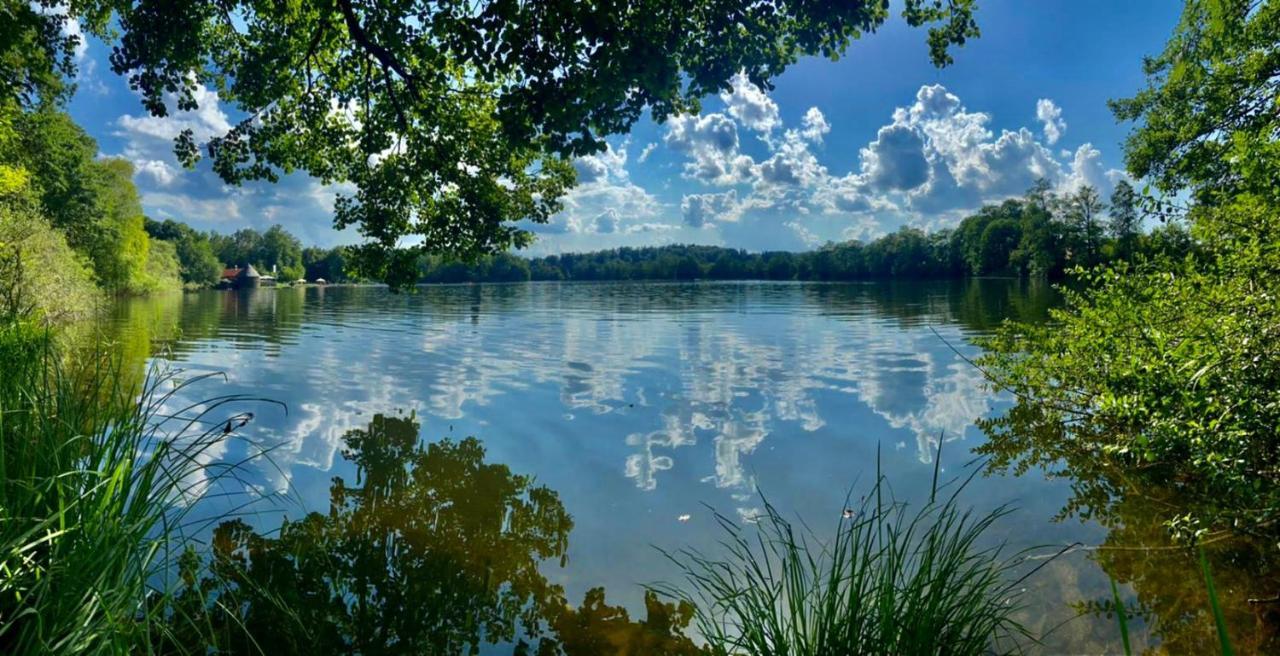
[221,267,241,279]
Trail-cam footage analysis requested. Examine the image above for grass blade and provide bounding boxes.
[1199,546,1235,656]
[1109,576,1131,656]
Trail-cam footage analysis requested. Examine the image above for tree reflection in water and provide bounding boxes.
[161,412,704,655]
[978,412,1280,653]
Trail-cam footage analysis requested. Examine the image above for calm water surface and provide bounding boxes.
[106,280,1271,654]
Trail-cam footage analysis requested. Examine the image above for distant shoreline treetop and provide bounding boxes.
[9,0,978,287]
[136,179,1182,288]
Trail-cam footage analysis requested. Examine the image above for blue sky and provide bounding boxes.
[65,1,1182,253]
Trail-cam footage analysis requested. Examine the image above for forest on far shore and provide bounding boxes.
[4,99,1182,302]
[146,176,1197,287]
[418,181,1189,284]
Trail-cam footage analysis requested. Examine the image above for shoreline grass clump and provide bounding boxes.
[654,454,1043,656]
[0,321,268,654]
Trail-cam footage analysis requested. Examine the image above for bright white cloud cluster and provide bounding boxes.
[663,113,755,185]
[114,82,233,188]
[1061,142,1128,194]
[721,71,781,134]
[538,141,675,240]
[572,140,627,184]
[651,80,1124,249]
[1036,98,1067,145]
[682,190,739,228]
[875,85,1065,210]
[799,107,830,143]
[861,124,929,192]
[117,83,233,144]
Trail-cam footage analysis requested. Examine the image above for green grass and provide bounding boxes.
[653,448,1048,656]
[0,321,268,654]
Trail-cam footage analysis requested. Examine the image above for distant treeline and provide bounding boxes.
[4,100,1194,307]
[418,182,1192,284]
[150,179,1193,289]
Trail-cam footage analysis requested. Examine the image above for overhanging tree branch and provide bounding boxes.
[336,0,421,101]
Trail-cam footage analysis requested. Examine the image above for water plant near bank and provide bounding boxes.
[654,452,1049,656]
[0,321,266,654]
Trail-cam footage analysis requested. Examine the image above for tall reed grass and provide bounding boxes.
[654,451,1049,656]
[0,320,266,654]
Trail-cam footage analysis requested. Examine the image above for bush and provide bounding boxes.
[142,238,183,293]
[978,250,1280,539]
[0,204,98,324]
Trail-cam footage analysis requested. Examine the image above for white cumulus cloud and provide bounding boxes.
[655,80,1125,249]
[799,107,831,143]
[539,142,663,237]
[663,113,755,185]
[1036,98,1067,145]
[681,190,739,228]
[721,71,781,134]
[860,124,930,192]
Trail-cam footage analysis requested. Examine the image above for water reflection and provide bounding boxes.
[108,282,1048,562]
[980,407,1280,653]
[109,283,1027,503]
[162,413,703,655]
[1087,504,1280,653]
[103,280,1280,651]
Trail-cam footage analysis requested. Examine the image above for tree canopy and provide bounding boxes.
[980,0,1280,541]
[1109,0,1280,209]
[0,99,182,305]
[15,0,978,286]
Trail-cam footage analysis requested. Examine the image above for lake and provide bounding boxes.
[105,279,1273,654]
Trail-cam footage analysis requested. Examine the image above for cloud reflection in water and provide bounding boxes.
[130,282,998,528]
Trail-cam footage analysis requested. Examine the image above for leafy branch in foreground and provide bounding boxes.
[653,454,1045,656]
[12,0,978,286]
